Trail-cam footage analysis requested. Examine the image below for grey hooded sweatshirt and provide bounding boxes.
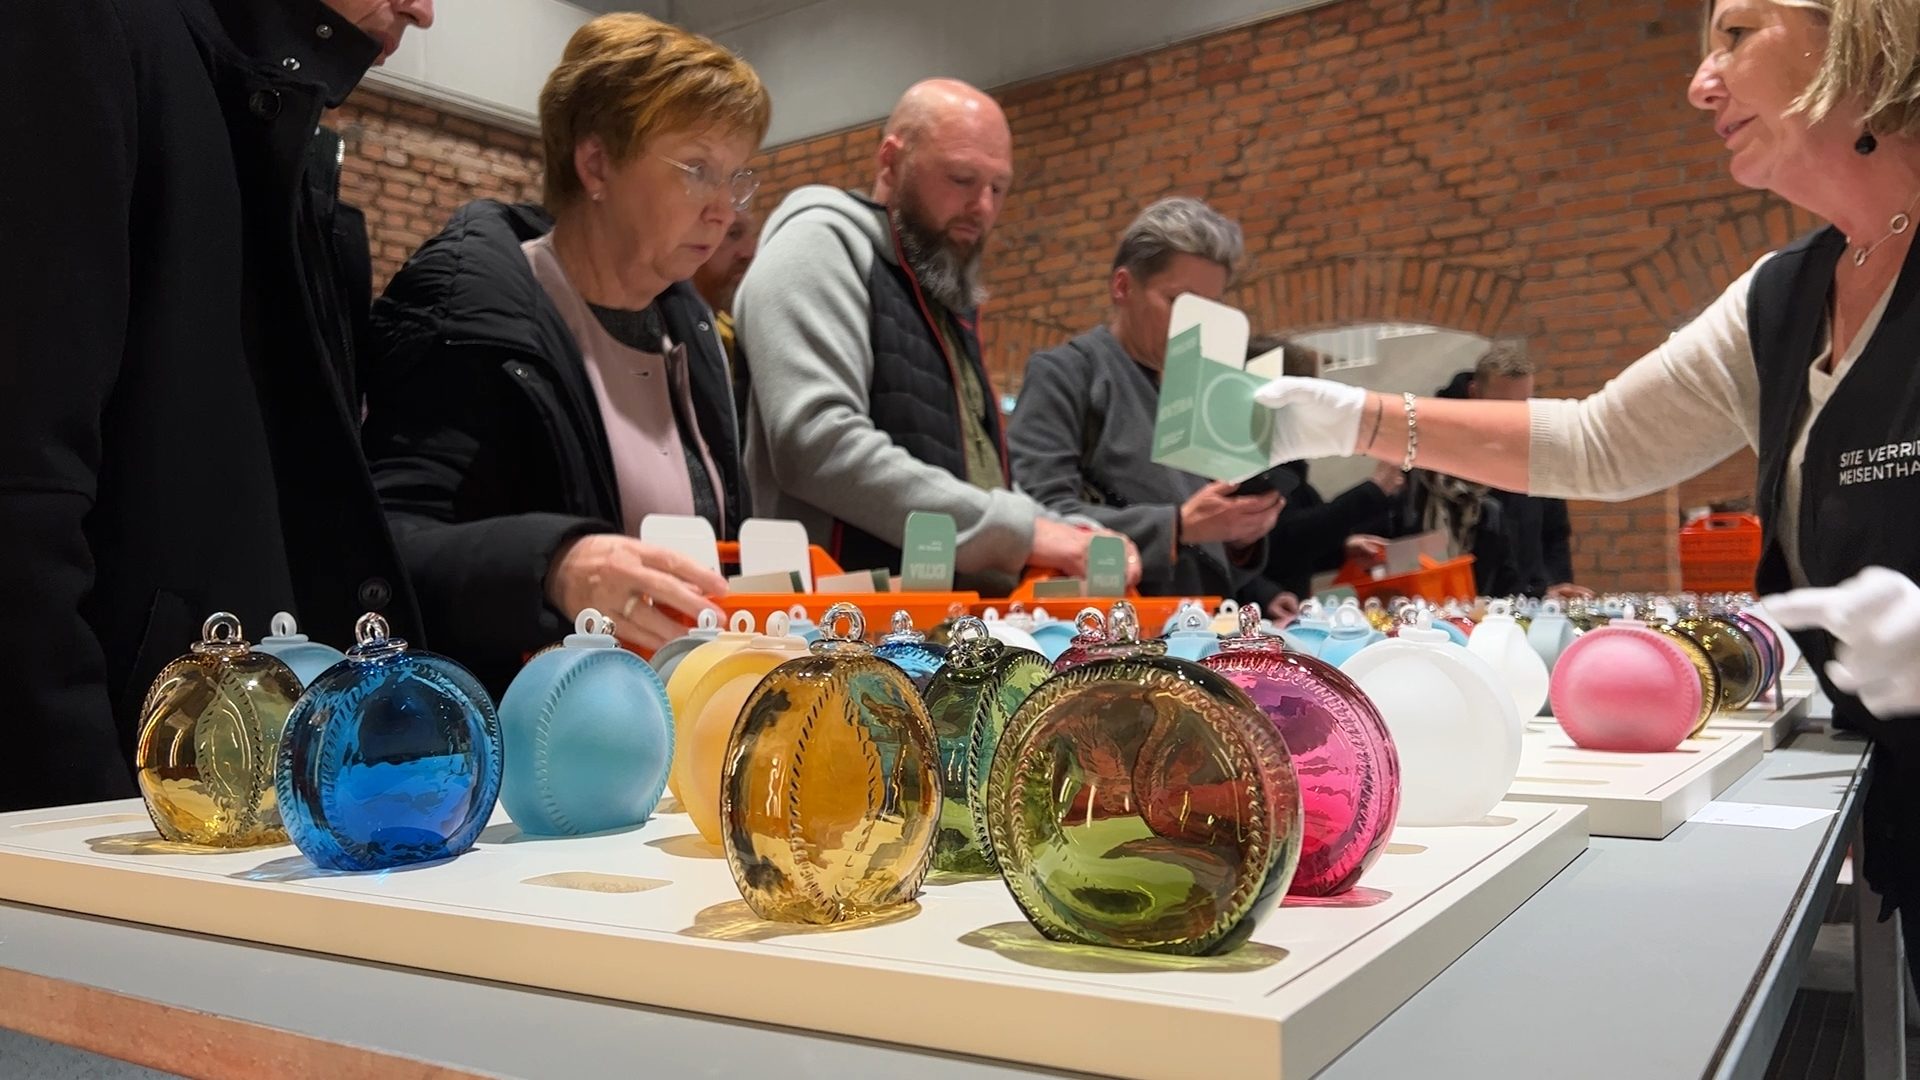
[734,185,1043,589]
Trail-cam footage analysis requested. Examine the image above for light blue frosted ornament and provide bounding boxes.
[650,608,723,685]
[1160,600,1206,637]
[873,609,950,694]
[253,611,347,689]
[1161,606,1222,662]
[784,604,822,644]
[1314,602,1386,667]
[1525,599,1579,677]
[498,608,674,837]
[278,613,502,872]
[1028,615,1079,662]
[1281,599,1333,655]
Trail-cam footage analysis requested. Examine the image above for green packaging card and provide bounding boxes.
[901,512,957,592]
[1086,536,1128,598]
[1031,578,1087,599]
[1151,295,1277,482]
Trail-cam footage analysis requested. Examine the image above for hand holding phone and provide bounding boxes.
[1230,465,1303,500]
[1181,480,1288,547]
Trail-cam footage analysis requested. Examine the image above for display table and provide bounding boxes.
[0,728,1882,1079]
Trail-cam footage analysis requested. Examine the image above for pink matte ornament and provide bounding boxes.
[1549,609,1703,753]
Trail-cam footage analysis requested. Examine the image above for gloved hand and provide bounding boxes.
[1252,377,1370,463]
[1765,566,1920,717]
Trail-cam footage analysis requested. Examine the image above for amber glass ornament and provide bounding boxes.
[720,605,941,924]
[136,613,300,847]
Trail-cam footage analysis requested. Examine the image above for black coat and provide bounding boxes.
[1389,373,1574,596]
[1254,462,1395,599]
[0,0,417,812]
[362,200,747,694]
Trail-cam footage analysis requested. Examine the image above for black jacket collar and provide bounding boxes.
[206,0,379,106]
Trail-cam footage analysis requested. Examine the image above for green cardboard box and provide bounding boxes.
[1151,295,1282,482]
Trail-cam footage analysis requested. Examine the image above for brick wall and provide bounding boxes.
[335,0,1818,591]
[325,90,545,290]
[742,0,1820,591]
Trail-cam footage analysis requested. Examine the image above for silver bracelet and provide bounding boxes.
[1401,392,1419,473]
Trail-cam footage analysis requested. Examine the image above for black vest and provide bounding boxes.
[1750,226,1920,751]
[834,211,1008,573]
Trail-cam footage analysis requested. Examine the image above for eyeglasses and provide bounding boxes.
[656,153,759,211]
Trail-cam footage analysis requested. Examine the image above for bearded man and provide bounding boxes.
[735,78,1137,590]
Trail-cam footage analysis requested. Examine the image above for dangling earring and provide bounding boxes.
[1857,131,1880,155]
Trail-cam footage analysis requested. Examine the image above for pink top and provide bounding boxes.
[523,235,726,536]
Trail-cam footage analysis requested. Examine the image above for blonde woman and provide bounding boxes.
[362,14,769,690]
[1256,0,1920,987]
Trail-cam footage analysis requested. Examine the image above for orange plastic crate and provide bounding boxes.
[995,574,1221,635]
[1335,553,1478,606]
[1679,513,1763,592]
[712,542,978,636]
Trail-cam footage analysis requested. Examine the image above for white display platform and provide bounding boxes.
[1707,691,1812,751]
[0,798,1587,1079]
[1509,722,1764,839]
[1781,660,1819,696]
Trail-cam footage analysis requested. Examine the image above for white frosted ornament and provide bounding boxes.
[1467,599,1551,719]
[1340,610,1522,826]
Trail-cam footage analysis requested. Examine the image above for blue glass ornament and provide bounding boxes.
[277,613,502,871]
[254,611,347,689]
[1162,607,1222,663]
[872,610,949,694]
[649,608,723,685]
[498,608,673,836]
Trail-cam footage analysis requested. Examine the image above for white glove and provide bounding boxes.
[1765,566,1920,717]
[1252,376,1369,463]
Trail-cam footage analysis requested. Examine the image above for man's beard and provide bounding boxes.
[891,190,988,312]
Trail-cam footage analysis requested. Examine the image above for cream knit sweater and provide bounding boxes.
[1527,251,1893,586]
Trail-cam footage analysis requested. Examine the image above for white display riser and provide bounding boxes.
[1705,690,1813,751]
[1508,722,1765,839]
[0,798,1588,1080]
[1781,660,1819,696]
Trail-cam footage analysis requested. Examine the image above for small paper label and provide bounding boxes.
[815,570,879,594]
[740,519,813,593]
[727,571,803,594]
[638,514,721,575]
[901,512,957,592]
[1689,802,1836,831]
[1086,536,1128,598]
[1381,535,1427,576]
[1031,578,1087,599]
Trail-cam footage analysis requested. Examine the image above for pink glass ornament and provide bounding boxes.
[1049,607,1109,674]
[1549,612,1703,753]
[1202,606,1400,896]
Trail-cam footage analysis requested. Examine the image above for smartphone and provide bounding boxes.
[1231,465,1303,500]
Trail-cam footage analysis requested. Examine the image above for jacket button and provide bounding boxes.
[357,577,393,610]
[248,90,281,119]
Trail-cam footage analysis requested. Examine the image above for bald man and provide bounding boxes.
[734,78,1138,591]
